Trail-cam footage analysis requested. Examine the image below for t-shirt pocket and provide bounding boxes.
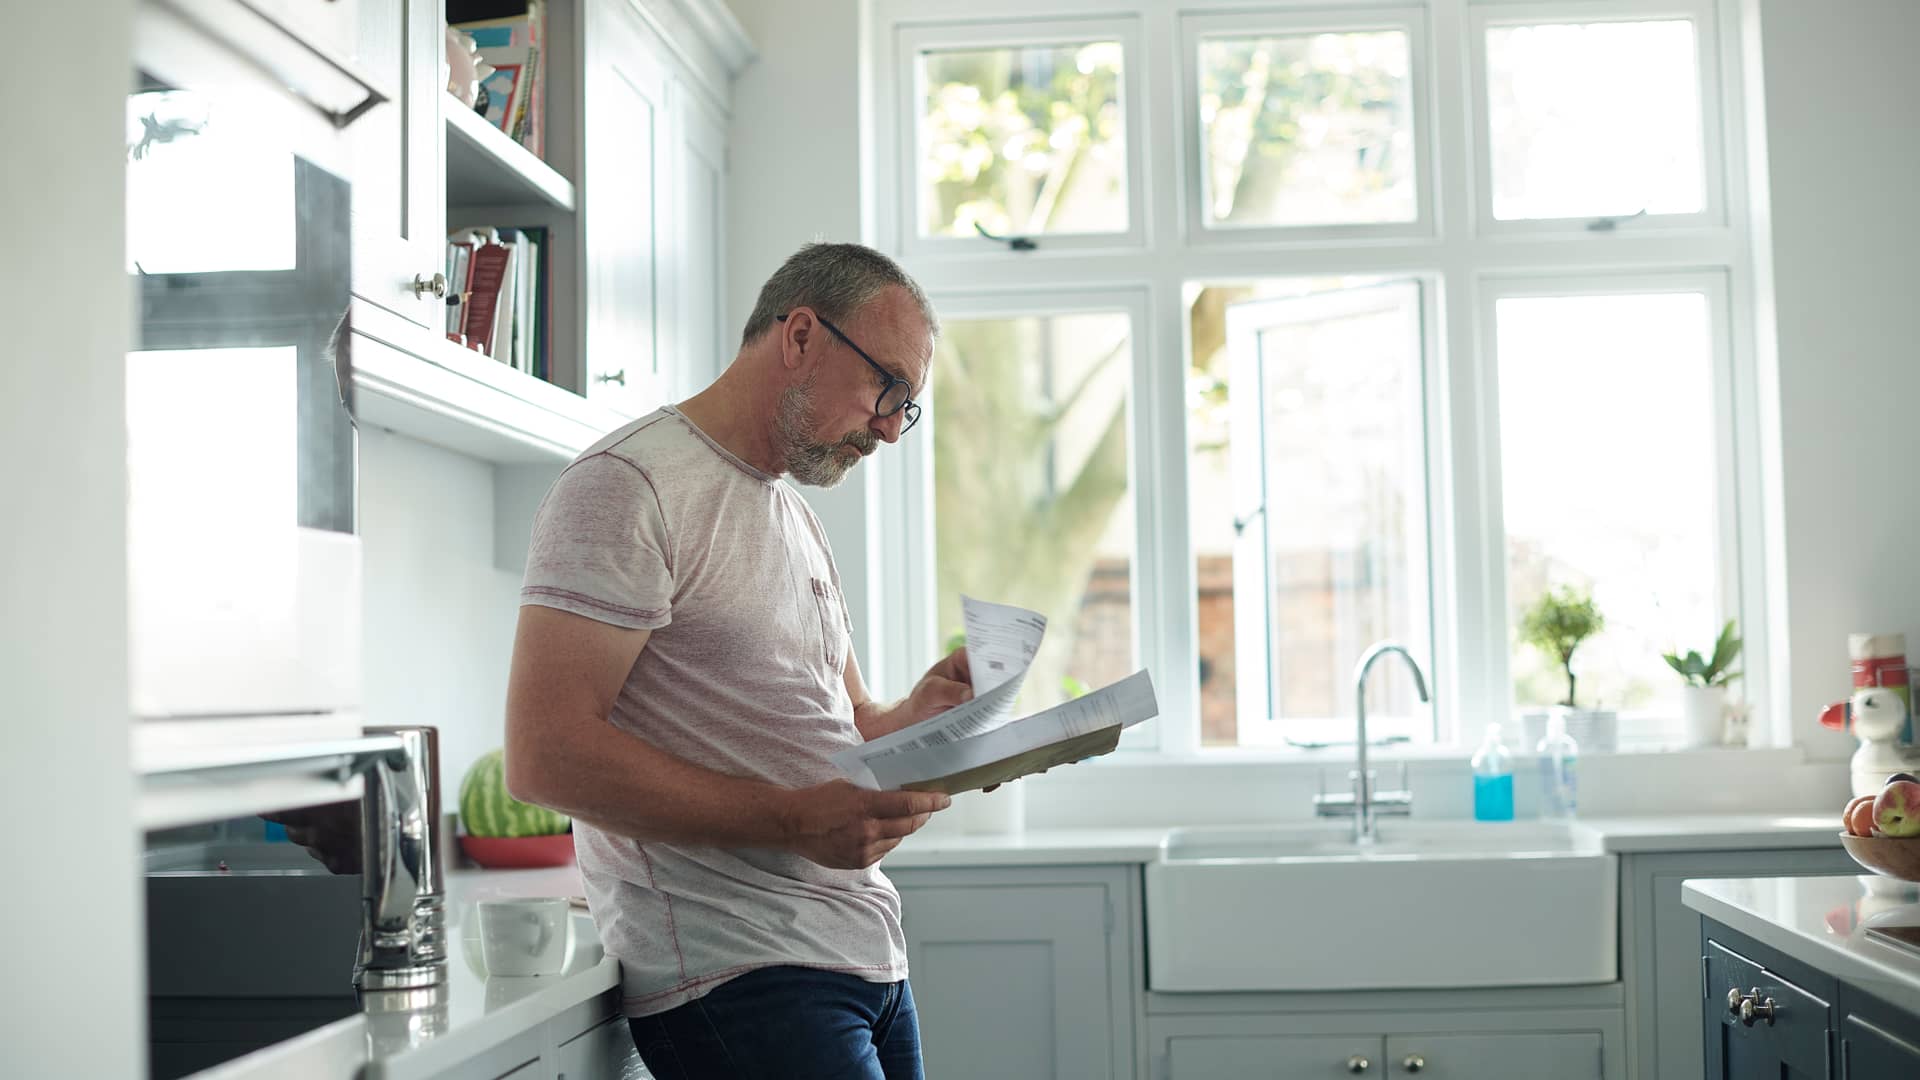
[809,576,848,675]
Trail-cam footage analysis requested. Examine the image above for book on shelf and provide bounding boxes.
[450,0,545,159]
[446,224,550,381]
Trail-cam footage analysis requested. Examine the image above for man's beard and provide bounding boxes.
[776,374,878,488]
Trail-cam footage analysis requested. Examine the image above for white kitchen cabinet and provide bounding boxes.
[581,0,670,419]
[351,0,447,331]
[668,78,729,401]
[890,865,1141,1080]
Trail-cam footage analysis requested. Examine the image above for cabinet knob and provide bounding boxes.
[1727,987,1747,1015]
[1346,1055,1371,1074]
[413,272,448,299]
[1402,1054,1426,1073]
[595,369,628,386]
[1739,988,1778,1026]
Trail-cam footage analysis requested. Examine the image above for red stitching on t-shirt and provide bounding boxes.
[521,586,666,622]
[638,845,689,983]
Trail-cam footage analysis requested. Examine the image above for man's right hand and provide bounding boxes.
[779,780,951,869]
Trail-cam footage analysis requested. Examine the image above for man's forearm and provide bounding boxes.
[854,698,919,741]
[507,714,795,850]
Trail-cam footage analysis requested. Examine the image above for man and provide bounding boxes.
[504,242,969,1080]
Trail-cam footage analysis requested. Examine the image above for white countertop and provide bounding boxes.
[1682,874,1920,1015]
[359,865,615,1080]
[881,813,1845,867]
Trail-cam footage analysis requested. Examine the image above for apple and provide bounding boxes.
[1888,772,1920,786]
[1873,780,1920,837]
[1846,794,1880,837]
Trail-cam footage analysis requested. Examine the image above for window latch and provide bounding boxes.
[974,222,1038,251]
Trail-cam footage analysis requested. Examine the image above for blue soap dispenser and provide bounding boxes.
[1471,722,1516,821]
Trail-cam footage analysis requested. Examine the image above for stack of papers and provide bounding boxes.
[832,597,1159,793]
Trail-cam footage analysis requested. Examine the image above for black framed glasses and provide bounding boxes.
[778,313,921,433]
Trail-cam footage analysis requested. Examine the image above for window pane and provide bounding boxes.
[1198,31,1416,228]
[1188,282,1432,748]
[1486,20,1705,220]
[932,313,1136,713]
[918,43,1128,238]
[1497,293,1720,733]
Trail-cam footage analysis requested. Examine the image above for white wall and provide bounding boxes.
[1,2,143,1074]
[358,429,527,804]
[1750,0,1920,760]
[725,0,896,690]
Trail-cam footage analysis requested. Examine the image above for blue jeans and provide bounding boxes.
[627,966,924,1080]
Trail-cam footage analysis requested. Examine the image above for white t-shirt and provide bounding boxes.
[519,406,907,1017]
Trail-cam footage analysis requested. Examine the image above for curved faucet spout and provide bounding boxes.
[1349,642,1431,843]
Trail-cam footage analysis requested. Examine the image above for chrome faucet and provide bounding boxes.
[1314,643,1430,843]
[354,726,447,991]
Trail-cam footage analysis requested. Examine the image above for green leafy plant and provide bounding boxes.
[1662,620,1743,689]
[1521,586,1607,709]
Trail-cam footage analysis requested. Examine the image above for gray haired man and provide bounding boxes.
[504,242,971,1079]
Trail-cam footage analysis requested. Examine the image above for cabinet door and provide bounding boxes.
[669,80,728,403]
[1168,1035,1385,1079]
[898,882,1117,1080]
[1841,1014,1920,1077]
[351,0,446,329]
[1383,1033,1601,1080]
[1702,939,1832,1080]
[582,0,667,418]
[551,1015,652,1080]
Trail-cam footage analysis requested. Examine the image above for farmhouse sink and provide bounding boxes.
[1144,821,1618,992]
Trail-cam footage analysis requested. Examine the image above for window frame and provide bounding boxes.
[865,0,1773,756]
[1466,0,1730,235]
[891,16,1154,261]
[1179,7,1437,247]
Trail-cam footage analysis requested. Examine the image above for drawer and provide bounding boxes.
[1704,938,1832,1076]
[1169,1035,1387,1079]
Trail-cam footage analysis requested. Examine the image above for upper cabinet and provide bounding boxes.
[351,0,447,330]
[347,0,754,464]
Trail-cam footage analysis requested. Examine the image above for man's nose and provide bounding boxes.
[873,410,904,444]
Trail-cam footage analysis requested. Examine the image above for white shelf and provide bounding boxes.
[444,91,575,211]
[349,299,629,465]
[136,731,403,832]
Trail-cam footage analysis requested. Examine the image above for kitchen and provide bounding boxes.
[9,0,1920,1077]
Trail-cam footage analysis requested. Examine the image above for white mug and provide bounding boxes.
[477,898,573,977]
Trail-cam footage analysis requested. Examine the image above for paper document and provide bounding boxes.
[831,597,1159,793]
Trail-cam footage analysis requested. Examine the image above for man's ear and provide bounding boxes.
[780,309,818,373]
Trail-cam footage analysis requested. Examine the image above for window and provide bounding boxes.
[870,1,1763,753]
[1196,30,1418,229]
[929,311,1138,714]
[1472,2,1723,228]
[1494,286,1726,737]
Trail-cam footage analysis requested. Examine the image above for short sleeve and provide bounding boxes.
[520,452,673,630]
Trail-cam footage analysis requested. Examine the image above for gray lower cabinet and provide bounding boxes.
[890,864,1141,1080]
[551,1015,648,1080]
[1154,1016,1613,1080]
[1621,846,1857,1080]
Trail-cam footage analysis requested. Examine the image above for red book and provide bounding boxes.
[463,242,511,353]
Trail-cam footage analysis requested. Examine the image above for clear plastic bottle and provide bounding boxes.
[1471,722,1515,821]
[1536,712,1580,820]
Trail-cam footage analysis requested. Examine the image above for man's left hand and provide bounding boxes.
[903,647,972,725]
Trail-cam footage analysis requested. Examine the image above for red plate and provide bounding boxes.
[460,832,576,869]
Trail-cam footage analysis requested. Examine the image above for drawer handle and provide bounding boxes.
[1739,988,1779,1027]
[1402,1053,1426,1073]
[1346,1055,1371,1073]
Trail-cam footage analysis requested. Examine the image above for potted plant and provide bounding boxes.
[458,748,575,868]
[1663,620,1743,748]
[1520,586,1616,750]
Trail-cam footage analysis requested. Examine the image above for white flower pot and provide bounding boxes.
[1682,685,1728,747]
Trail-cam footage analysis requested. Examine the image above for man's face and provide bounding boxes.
[778,292,932,488]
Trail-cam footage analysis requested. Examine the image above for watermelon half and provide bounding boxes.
[459,748,570,838]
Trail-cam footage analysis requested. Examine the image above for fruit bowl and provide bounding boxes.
[1839,833,1920,882]
[459,832,575,869]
